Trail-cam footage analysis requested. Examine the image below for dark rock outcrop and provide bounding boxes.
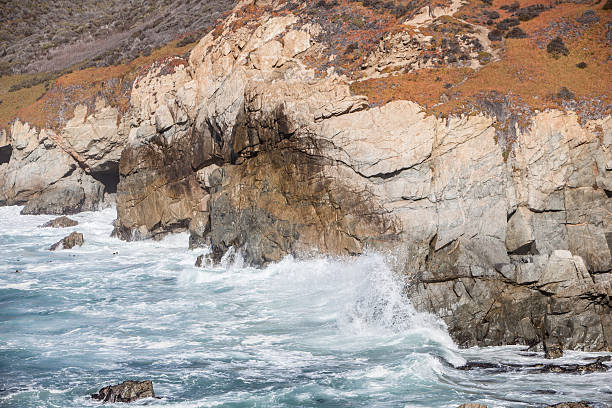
[49,232,84,251]
[456,355,610,374]
[41,216,78,228]
[91,380,154,403]
[195,254,205,267]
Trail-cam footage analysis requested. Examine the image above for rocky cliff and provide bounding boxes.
[1,0,611,351]
[0,100,126,214]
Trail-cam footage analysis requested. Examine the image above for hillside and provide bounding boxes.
[0,0,236,130]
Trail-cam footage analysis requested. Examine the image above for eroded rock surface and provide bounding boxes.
[41,216,78,228]
[91,380,154,403]
[49,231,84,251]
[2,0,609,353]
[0,100,127,214]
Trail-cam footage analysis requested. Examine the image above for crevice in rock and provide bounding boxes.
[508,240,538,255]
[528,207,565,214]
[507,207,517,221]
[91,162,120,194]
[0,144,12,164]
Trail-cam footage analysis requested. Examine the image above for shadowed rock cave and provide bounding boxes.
[91,162,120,194]
[0,144,12,165]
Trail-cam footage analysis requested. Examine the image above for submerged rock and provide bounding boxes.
[49,232,84,251]
[541,356,611,374]
[91,380,154,403]
[456,356,611,375]
[457,404,488,408]
[41,216,78,228]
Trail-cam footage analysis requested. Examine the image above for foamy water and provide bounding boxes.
[0,206,610,407]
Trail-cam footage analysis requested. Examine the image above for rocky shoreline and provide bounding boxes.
[0,0,610,353]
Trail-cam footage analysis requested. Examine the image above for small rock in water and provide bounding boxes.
[91,380,154,403]
[195,254,204,267]
[544,343,563,359]
[40,216,78,228]
[458,404,488,408]
[49,232,84,251]
[546,403,592,408]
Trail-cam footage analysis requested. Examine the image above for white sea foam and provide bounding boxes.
[1,205,611,407]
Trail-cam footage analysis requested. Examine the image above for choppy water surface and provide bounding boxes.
[0,206,610,407]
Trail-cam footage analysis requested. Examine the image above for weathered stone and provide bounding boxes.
[21,171,104,215]
[506,207,535,253]
[282,30,310,57]
[195,254,205,267]
[41,216,78,228]
[155,104,175,133]
[544,342,563,359]
[188,210,210,249]
[458,356,610,375]
[537,250,584,295]
[91,380,154,403]
[250,40,283,71]
[546,403,592,408]
[0,100,125,214]
[49,232,84,251]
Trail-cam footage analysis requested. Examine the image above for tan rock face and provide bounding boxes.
[0,94,128,213]
[282,30,310,58]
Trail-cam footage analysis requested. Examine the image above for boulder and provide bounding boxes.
[91,380,154,403]
[49,232,84,251]
[41,216,78,228]
[544,343,563,359]
[21,172,104,215]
